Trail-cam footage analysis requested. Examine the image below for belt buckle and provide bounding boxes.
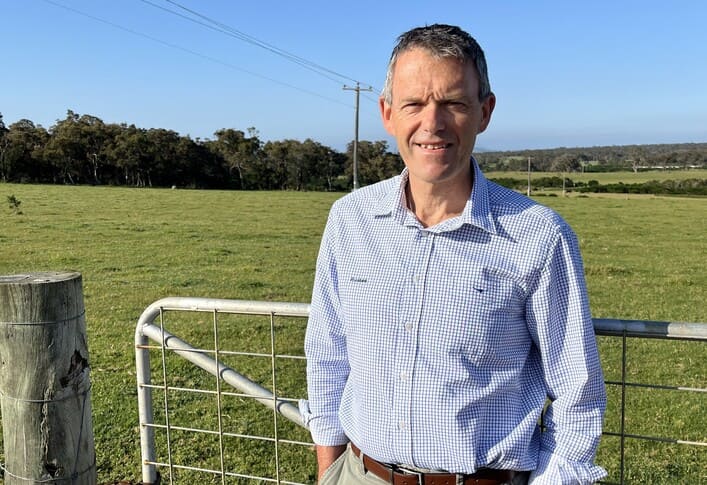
[395,465,424,484]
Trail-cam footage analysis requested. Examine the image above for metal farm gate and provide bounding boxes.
[135,297,707,484]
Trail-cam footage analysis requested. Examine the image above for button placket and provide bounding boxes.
[391,229,432,457]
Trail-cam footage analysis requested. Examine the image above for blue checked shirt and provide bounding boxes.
[301,160,607,484]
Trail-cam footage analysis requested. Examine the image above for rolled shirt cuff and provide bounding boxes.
[529,450,607,484]
[298,399,349,446]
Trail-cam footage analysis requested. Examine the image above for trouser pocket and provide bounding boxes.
[319,450,348,485]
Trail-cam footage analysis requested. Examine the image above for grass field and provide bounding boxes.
[485,168,707,185]
[0,179,705,484]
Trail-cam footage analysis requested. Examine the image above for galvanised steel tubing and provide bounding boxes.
[143,421,312,446]
[135,319,157,484]
[138,296,310,319]
[135,297,310,485]
[593,318,707,340]
[593,318,706,484]
[139,323,305,423]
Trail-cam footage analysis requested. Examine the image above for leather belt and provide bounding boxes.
[351,443,519,485]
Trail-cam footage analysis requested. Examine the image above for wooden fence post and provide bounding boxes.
[0,272,96,484]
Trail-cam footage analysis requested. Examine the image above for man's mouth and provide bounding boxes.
[417,143,450,150]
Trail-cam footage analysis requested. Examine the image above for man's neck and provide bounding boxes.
[405,174,473,228]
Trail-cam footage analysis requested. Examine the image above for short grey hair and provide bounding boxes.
[382,24,492,105]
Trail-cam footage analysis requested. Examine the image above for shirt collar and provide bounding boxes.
[373,158,498,235]
[373,170,409,221]
[466,159,498,235]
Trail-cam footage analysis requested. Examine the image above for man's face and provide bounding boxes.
[380,48,495,190]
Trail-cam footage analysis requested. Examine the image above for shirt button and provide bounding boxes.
[405,322,414,333]
[413,275,421,284]
[400,371,408,381]
[398,421,406,430]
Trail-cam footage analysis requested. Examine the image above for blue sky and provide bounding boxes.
[2,0,706,152]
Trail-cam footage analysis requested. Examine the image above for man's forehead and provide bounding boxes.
[393,56,476,86]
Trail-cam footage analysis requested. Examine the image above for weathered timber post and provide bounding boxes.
[0,272,96,484]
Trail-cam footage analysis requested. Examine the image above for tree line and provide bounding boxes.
[492,175,707,196]
[0,111,402,190]
[475,143,707,173]
[1,110,704,190]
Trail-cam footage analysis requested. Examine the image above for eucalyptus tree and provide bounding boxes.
[144,128,183,186]
[294,138,345,191]
[259,138,338,191]
[550,152,582,173]
[77,114,110,184]
[175,135,225,188]
[318,144,347,191]
[0,114,8,181]
[212,127,262,189]
[346,140,402,187]
[260,140,291,190]
[3,119,50,182]
[43,110,84,184]
[106,125,152,186]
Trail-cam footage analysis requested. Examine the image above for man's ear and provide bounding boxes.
[478,93,496,134]
[379,96,395,136]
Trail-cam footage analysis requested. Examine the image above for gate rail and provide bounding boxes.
[135,297,707,484]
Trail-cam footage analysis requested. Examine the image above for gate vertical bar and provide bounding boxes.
[620,331,627,484]
[135,319,158,484]
[270,312,281,484]
[159,309,175,484]
[213,310,226,485]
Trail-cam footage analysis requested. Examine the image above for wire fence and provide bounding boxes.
[134,297,707,485]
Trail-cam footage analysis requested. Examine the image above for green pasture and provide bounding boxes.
[0,182,705,484]
[485,168,707,185]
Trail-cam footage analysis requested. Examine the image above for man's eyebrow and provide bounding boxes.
[397,94,472,105]
[441,92,473,102]
[398,95,423,103]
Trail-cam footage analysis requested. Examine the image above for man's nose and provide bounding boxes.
[420,103,446,134]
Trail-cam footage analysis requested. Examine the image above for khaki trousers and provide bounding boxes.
[319,444,386,484]
[319,445,530,485]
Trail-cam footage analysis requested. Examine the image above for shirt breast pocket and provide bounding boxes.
[444,266,529,364]
[470,267,525,318]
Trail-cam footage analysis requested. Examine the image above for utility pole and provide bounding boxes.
[343,82,373,190]
[526,156,533,197]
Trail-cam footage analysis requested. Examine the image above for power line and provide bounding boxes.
[141,2,383,125]
[144,0,377,90]
[139,0,344,85]
[40,0,352,108]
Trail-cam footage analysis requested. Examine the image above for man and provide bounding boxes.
[300,24,606,484]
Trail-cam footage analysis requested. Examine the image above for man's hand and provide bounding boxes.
[316,444,348,481]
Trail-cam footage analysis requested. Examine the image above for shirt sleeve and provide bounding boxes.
[525,224,607,484]
[301,211,351,446]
